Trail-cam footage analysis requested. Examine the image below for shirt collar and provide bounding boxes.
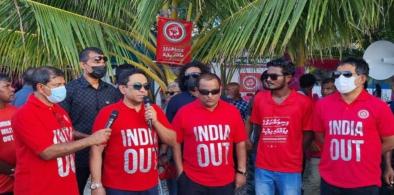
[78,75,108,89]
[118,99,145,113]
[27,94,58,111]
[333,89,371,103]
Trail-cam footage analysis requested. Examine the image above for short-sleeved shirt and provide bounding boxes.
[165,91,195,122]
[172,100,247,187]
[0,104,17,193]
[12,95,79,195]
[230,98,249,120]
[250,90,313,173]
[60,76,121,167]
[313,91,394,188]
[92,100,173,191]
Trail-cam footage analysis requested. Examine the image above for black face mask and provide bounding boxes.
[90,66,107,79]
[185,77,198,91]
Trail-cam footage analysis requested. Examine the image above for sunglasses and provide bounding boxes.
[261,73,285,81]
[91,56,108,63]
[185,72,201,79]
[198,88,220,96]
[128,82,150,91]
[165,91,179,96]
[332,71,355,79]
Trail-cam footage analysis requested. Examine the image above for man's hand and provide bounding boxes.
[384,166,394,186]
[91,187,106,195]
[235,172,247,188]
[145,105,158,123]
[88,128,111,145]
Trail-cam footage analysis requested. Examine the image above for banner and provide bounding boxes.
[156,17,192,65]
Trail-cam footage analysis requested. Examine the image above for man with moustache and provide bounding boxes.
[173,73,247,195]
[12,66,111,195]
[90,69,176,195]
[0,73,16,195]
[313,58,394,195]
[60,47,121,193]
[250,59,314,195]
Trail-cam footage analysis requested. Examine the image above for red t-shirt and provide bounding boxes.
[172,100,247,187]
[92,101,172,191]
[12,95,78,195]
[250,90,313,173]
[313,91,394,188]
[0,104,17,193]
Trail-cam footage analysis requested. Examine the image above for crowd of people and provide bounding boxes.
[0,47,394,195]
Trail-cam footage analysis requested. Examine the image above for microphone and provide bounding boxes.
[105,110,119,128]
[143,96,153,129]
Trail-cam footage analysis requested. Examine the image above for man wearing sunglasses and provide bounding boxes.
[90,69,176,195]
[12,67,111,195]
[312,57,394,195]
[60,47,121,194]
[250,58,314,195]
[172,73,247,195]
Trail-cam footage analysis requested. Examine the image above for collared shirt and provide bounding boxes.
[230,98,249,120]
[313,90,394,188]
[166,91,196,122]
[12,95,78,195]
[60,75,121,167]
[12,85,33,107]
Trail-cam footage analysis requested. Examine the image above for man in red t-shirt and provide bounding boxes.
[0,73,17,195]
[172,73,247,195]
[12,67,111,195]
[90,69,176,195]
[313,57,394,195]
[250,59,313,195]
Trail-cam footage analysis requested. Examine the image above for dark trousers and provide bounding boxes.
[177,172,234,195]
[321,179,379,195]
[106,186,158,195]
[76,166,90,195]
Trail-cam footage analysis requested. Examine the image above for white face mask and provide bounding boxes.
[334,75,357,94]
[46,86,67,103]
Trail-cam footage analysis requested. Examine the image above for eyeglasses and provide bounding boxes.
[185,72,201,79]
[128,82,150,91]
[90,56,108,63]
[198,88,220,96]
[165,91,179,96]
[261,73,285,81]
[332,71,355,79]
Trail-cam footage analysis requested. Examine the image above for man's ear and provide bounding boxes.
[118,85,127,95]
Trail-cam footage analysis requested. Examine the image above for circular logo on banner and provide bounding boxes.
[242,75,257,91]
[163,21,186,43]
[358,109,369,119]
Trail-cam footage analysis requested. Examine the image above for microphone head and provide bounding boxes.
[143,96,151,104]
[110,110,119,118]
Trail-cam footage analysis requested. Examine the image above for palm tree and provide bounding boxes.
[1,0,393,88]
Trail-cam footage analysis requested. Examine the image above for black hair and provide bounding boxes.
[31,66,64,91]
[338,57,369,76]
[22,67,36,85]
[322,77,335,85]
[299,73,316,89]
[0,73,10,82]
[178,61,210,91]
[79,47,104,63]
[117,68,147,86]
[196,73,221,88]
[266,58,296,76]
[115,64,135,84]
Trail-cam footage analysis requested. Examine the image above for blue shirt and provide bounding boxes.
[166,91,195,122]
[12,85,33,107]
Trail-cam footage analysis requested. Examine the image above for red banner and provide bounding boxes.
[239,73,262,93]
[156,17,192,65]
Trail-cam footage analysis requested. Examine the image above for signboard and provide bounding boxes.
[156,17,192,65]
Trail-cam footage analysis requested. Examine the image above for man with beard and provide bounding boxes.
[250,59,313,195]
[60,47,121,194]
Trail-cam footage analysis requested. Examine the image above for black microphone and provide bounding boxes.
[105,110,119,128]
[143,96,153,129]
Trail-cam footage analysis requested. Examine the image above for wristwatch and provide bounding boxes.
[236,169,248,177]
[90,182,102,190]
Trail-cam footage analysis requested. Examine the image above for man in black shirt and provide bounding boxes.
[60,47,121,194]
